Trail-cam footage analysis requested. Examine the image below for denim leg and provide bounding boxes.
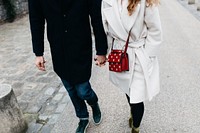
[75,81,98,106]
[61,79,89,119]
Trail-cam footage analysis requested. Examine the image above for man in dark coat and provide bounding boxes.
[28,0,108,132]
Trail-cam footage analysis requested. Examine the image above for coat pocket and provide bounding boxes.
[143,48,154,76]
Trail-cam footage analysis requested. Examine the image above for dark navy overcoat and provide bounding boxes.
[28,0,108,84]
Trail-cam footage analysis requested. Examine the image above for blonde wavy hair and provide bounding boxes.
[127,0,160,15]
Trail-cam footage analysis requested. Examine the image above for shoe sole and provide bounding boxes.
[84,122,89,133]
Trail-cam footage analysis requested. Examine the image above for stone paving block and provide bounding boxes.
[12,82,24,89]
[23,82,39,90]
[49,81,62,89]
[39,124,53,133]
[1,79,12,85]
[16,56,29,64]
[36,95,51,110]
[51,102,77,133]
[48,114,60,125]
[58,86,66,93]
[55,104,67,114]
[48,100,58,106]
[45,87,56,96]
[36,77,54,83]
[18,101,29,112]
[61,95,70,104]
[7,58,20,66]
[24,113,39,124]
[26,105,42,114]
[52,93,64,101]
[20,90,40,102]
[39,114,50,121]
[13,88,23,97]
[35,71,48,76]
[26,122,43,133]
[43,104,57,115]
[47,71,57,77]
[23,70,37,77]
[26,76,37,82]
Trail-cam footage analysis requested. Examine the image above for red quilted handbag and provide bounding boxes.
[108,31,131,72]
[108,50,129,72]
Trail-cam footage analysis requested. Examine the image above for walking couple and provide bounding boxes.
[28,0,162,132]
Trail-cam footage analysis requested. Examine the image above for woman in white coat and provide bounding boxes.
[101,0,162,132]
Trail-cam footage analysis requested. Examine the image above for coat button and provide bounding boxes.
[65,30,67,33]
[64,14,66,17]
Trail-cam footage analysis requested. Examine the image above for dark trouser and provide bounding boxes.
[126,95,144,128]
[62,79,98,119]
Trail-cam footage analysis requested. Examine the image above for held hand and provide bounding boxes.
[35,56,46,71]
[94,55,107,67]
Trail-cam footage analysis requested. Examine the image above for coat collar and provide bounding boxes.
[102,0,128,41]
[102,0,140,41]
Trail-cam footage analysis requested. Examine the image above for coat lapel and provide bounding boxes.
[102,0,128,41]
[121,3,141,31]
[102,0,142,41]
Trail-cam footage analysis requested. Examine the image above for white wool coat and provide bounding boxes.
[101,0,162,103]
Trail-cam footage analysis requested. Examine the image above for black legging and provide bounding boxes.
[126,95,144,128]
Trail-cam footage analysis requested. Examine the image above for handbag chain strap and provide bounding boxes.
[111,28,132,54]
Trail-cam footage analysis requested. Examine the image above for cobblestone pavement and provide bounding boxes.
[0,16,69,132]
[1,0,200,133]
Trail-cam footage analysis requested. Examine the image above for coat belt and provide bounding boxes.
[113,39,145,49]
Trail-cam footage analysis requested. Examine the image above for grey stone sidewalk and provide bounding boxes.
[1,0,200,133]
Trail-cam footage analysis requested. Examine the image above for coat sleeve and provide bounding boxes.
[28,0,45,56]
[89,0,108,55]
[144,5,162,57]
[101,2,113,53]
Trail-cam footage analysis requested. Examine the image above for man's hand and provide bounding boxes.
[35,56,46,71]
[94,55,107,67]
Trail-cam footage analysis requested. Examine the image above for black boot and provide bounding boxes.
[91,103,102,125]
[76,119,89,133]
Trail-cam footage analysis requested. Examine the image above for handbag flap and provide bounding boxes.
[108,50,123,63]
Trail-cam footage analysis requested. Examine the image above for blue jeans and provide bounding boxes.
[61,79,98,119]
